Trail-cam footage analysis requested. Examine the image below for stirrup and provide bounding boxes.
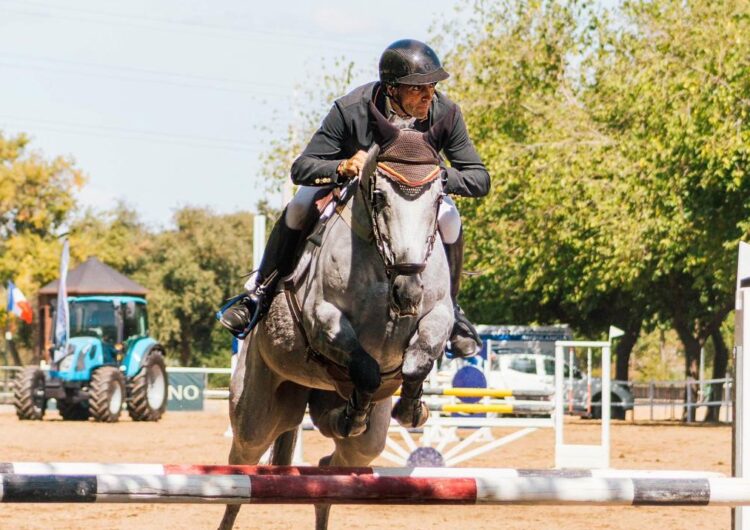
[449,305,482,358]
[215,272,279,339]
[215,293,258,339]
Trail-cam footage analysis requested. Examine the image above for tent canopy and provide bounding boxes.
[38,256,147,297]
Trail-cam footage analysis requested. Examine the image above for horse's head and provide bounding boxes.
[358,102,450,316]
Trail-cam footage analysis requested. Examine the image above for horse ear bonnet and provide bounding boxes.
[368,101,442,187]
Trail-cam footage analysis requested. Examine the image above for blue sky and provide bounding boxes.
[0,0,460,229]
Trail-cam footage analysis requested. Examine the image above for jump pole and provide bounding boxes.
[2,473,750,506]
[0,463,724,479]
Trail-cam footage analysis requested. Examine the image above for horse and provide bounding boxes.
[218,102,456,530]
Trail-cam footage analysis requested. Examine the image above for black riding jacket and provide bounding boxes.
[290,82,490,198]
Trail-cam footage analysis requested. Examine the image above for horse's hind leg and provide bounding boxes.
[310,393,391,530]
[218,335,309,530]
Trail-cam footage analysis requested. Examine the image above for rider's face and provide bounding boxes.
[393,83,436,120]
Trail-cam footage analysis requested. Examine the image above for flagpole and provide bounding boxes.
[53,239,70,363]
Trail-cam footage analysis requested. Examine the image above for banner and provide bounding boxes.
[54,239,70,360]
[6,281,33,324]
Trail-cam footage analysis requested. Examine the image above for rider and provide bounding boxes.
[219,38,490,358]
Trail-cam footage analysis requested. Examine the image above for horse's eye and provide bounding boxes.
[372,190,387,212]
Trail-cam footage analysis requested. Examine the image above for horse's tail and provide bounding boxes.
[271,428,298,465]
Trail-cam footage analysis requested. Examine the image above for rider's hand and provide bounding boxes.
[337,150,368,179]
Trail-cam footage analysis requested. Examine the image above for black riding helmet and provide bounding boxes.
[379,39,450,86]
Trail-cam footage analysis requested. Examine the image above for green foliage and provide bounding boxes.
[132,207,254,366]
[585,0,750,376]
[440,0,652,339]
[435,0,750,381]
[0,131,85,348]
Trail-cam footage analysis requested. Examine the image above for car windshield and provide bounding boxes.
[69,300,118,344]
[544,357,576,377]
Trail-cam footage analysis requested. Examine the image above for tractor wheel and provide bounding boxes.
[57,400,90,421]
[127,351,168,421]
[89,366,126,423]
[13,367,47,420]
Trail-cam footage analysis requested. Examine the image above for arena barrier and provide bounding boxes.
[1,472,748,505]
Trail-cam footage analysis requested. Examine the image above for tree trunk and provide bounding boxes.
[7,338,23,366]
[615,321,641,382]
[179,330,192,367]
[704,329,729,423]
[674,318,701,422]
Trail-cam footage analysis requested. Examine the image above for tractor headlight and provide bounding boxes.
[58,354,74,372]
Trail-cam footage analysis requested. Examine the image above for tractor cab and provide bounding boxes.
[51,296,150,381]
[67,296,148,361]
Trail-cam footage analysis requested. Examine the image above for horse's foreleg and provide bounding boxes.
[311,301,381,438]
[392,303,453,428]
[313,398,392,530]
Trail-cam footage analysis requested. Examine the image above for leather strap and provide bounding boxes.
[336,198,372,242]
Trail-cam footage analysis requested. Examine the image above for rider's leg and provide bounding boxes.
[218,187,321,337]
[438,196,481,358]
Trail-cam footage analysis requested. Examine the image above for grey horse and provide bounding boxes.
[219,105,455,530]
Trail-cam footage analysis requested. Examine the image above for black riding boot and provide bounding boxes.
[218,211,302,338]
[444,228,482,358]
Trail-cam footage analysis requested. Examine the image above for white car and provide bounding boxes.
[483,352,633,419]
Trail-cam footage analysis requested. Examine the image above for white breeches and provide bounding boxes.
[284,185,462,245]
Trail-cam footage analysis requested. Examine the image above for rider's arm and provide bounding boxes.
[441,106,490,198]
[291,104,350,187]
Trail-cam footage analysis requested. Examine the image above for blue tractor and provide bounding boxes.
[13,295,168,422]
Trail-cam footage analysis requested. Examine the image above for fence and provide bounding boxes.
[628,377,732,423]
[0,365,734,423]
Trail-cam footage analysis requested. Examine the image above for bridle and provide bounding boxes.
[359,166,443,280]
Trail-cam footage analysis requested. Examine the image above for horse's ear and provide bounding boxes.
[368,101,400,147]
[359,144,380,188]
[424,105,458,151]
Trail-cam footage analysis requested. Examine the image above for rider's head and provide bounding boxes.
[379,39,449,120]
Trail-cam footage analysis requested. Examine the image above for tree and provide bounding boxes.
[135,208,254,366]
[0,131,85,358]
[438,0,655,380]
[586,0,750,416]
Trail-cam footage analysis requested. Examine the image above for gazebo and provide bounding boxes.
[37,256,148,357]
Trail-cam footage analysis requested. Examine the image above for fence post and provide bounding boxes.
[649,381,654,422]
[733,241,750,530]
[686,379,693,424]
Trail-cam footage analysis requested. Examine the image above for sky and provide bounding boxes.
[0,0,461,229]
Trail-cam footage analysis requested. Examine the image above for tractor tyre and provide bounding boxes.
[13,367,47,420]
[89,366,126,423]
[57,400,90,421]
[127,351,168,422]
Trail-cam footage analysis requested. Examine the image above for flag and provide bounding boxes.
[6,281,33,324]
[54,239,70,350]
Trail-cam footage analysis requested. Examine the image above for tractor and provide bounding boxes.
[13,295,168,422]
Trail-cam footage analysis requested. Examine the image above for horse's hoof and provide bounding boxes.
[319,404,369,439]
[391,398,429,428]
